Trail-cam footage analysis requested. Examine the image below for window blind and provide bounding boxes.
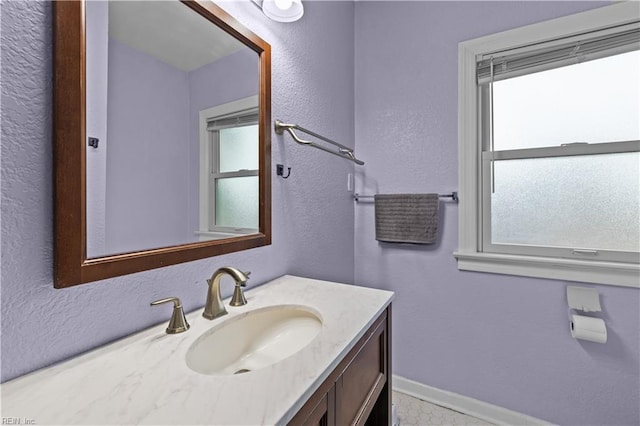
[477,23,640,84]
[207,108,259,131]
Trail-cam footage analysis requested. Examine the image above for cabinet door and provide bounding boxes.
[306,399,329,426]
[335,317,388,426]
[289,306,391,426]
[289,385,335,426]
[304,386,335,426]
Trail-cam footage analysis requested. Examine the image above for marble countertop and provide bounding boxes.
[1,275,394,425]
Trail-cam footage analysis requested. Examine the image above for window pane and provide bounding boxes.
[493,50,640,151]
[491,152,640,252]
[215,176,258,229]
[219,125,259,173]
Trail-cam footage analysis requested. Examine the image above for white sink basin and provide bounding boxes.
[185,305,322,375]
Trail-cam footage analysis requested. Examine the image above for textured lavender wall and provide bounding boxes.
[0,0,355,382]
[187,49,258,233]
[105,38,192,254]
[354,2,639,425]
[4,2,635,424]
[85,0,108,257]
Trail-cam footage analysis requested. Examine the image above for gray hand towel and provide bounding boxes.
[374,194,439,244]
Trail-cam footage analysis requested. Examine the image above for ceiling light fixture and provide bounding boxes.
[257,0,304,23]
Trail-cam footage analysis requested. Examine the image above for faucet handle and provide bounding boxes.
[150,297,190,334]
[240,270,251,287]
[230,272,250,306]
[230,285,248,307]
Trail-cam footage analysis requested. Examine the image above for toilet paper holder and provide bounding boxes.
[567,286,601,312]
[566,286,607,344]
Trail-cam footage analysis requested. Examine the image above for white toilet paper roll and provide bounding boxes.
[570,314,607,344]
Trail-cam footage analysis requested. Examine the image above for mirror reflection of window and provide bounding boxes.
[197,97,260,241]
[209,119,259,232]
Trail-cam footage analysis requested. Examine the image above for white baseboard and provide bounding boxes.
[392,375,551,426]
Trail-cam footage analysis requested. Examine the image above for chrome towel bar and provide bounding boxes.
[275,120,365,165]
[354,192,458,202]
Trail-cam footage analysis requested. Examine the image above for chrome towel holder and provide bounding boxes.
[354,192,459,202]
[274,120,365,165]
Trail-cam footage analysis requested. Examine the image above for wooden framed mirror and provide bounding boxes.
[54,0,271,288]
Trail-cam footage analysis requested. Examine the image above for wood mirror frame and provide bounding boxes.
[53,0,271,288]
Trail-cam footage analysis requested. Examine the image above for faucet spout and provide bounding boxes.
[203,266,249,320]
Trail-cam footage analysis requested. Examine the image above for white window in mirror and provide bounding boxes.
[456,3,640,287]
[198,96,259,240]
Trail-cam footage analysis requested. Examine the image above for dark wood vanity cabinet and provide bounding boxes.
[289,306,391,426]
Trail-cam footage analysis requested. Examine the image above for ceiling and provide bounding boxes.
[108,1,249,72]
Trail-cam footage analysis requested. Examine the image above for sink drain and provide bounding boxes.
[234,368,251,375]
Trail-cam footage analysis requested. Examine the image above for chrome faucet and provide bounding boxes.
[203,266,250,320]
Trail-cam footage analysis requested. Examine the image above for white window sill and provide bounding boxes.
[194,231,254,241]
[454,251,639,288]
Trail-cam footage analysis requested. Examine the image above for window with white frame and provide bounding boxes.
[198,96,259,239]
[456,3,640,287]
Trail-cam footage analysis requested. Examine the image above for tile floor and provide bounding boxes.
[393,391,494,426]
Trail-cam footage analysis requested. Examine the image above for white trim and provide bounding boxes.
[194,231,238,241]
[458,41,481,255]
[483,140,640,161]
[198,95,259,233]
[194,230,252,242]
[456,2,640,288]
[454,251,639,288]
[215,170,259,179]
[459,3,640,58]
[393,375,550,426]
